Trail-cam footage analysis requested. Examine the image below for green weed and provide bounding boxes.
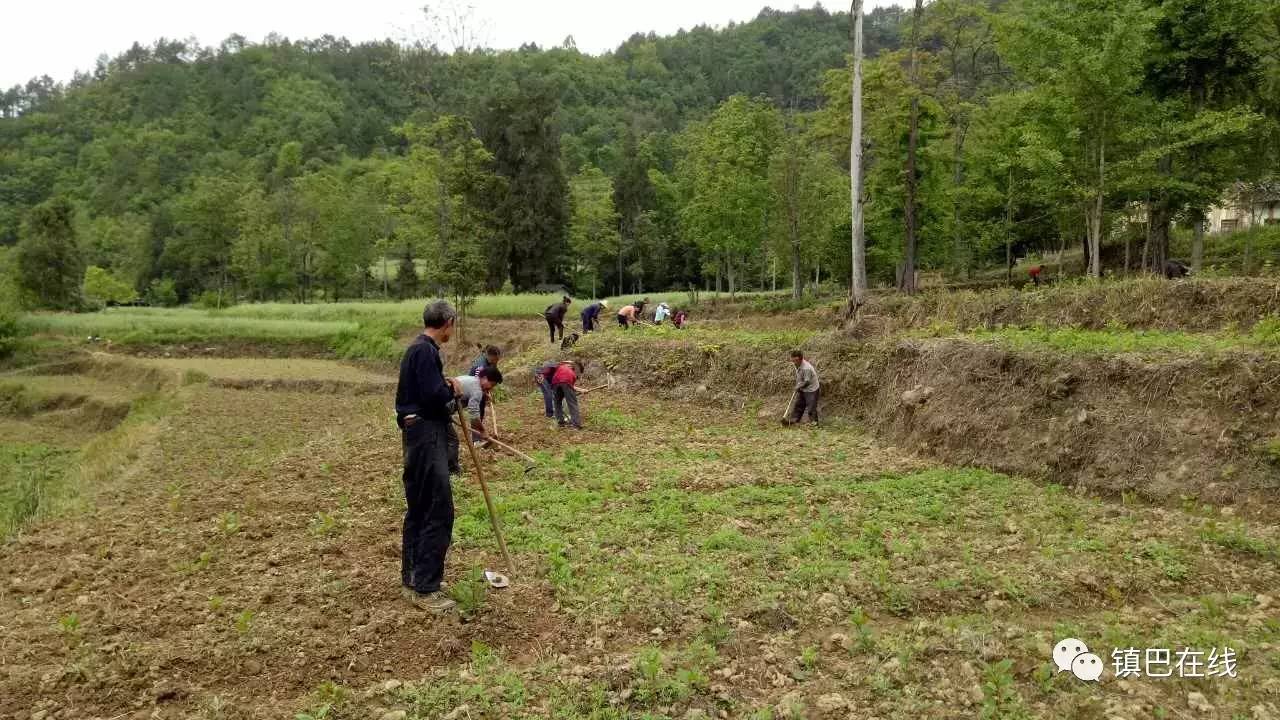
[447,567,489,618]
[234,609,255,636]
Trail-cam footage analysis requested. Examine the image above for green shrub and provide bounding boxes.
[0,280,20,359]
[83,266,138,305]
[194,290,235,309]
[145,278,179,307]
[331,322,401,361]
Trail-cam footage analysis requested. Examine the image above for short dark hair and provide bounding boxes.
[790,349,804,360]
[485,344,502,357]
[478,366,504,384]
[423,300,457,329]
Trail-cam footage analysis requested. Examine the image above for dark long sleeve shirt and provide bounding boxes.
[546,302,569,323]
[582,302,603,321]
[395,335,455,424]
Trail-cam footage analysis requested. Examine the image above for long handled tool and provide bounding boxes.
[482,435,538,468]
[455,404,516,577]
[488,398,500,440]
[781,389,798,424]
[578,372,616,397]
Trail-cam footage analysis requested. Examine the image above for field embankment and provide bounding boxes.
[570,279,1280,514]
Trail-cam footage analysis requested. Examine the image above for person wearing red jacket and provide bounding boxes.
[550,360,585,429]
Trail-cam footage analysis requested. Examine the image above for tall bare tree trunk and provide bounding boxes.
[1190,209,1205,273]
[848,0,868,315]
[1005,166,1014,283]
[953,134,966,279]
[1141,199,1152,274]
[1088,133,1105,278]
[899,0,924,295]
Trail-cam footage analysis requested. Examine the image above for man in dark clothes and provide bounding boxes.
[394,300,463,613]
[468,345,502,377]
[544,296,572,343]
[580,300,609,333]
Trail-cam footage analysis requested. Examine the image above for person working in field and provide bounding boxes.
[580,299,608,333]
[672,309,688,329]
[534,358,559,418]
[394,300,463,613]
[785,349,820,426]
[653,302,671,324]
[633,297,651,319]
[550,360,586,430]
[1028,265,1044,287]
[617,303,639,329]
[446,366,504,473]
[544,296,572,344]
[468,345,502,377]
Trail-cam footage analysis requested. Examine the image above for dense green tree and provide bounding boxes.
[676,95,782,296]
[568,165,620,298]
[15,197,83,309]
[769,128,847,297]
[1000,0,1158,278]
[481,76,570,291]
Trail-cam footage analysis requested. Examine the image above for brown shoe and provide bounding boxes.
[400,587,456,613]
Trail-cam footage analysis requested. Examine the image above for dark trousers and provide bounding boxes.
[554,383,581,428]
[546,317,564,342]
[446,421,460,473]
[536,377,554,417]
[790,389,819,424]
[401,420,453,594]
[617,315,629,329]
[581,311,596,333]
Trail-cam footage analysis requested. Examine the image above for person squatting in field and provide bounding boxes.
[544,296,572,343]
[446,366,504,473]
[786,349,820,425]
[653,302,671,324]
[394,300,463,613]
[580,299,609,333]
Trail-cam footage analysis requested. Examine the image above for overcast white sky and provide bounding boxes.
[3,0,899,89]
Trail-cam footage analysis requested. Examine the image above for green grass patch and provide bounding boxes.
[21,309,356,345]
[0,442,76,538]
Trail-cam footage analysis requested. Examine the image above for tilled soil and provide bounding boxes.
[2,350,1279,719]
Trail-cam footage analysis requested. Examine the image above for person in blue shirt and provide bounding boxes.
[394,300,464,613]
[468,345,502,377]
[580,300,609,333]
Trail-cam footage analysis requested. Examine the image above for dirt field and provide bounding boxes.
[1,332,1278,719]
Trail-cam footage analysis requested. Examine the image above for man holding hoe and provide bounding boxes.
[784,349,820,426]
[394,300,464,613]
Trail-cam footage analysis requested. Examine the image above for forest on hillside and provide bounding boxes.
[1,1,1278,310]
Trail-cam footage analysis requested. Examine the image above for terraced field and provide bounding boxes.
[2,281,1279,719]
